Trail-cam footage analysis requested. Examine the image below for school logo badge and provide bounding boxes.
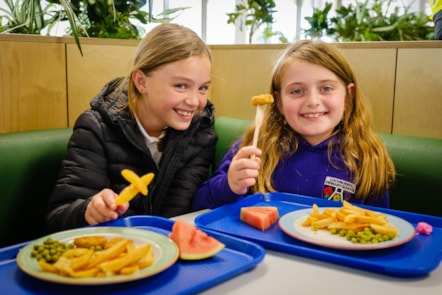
[322,176,356,202]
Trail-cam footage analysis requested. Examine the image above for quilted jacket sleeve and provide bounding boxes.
[45,111,111,233]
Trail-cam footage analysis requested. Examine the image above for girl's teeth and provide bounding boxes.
[304,113,321,118]
[177,110,192,116]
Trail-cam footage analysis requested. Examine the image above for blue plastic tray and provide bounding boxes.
[0,216,265,295]
[195,192,442,278]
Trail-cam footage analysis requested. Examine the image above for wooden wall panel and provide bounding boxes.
[394,48,442,138]
[339,48,396,133]
[66,42,138,126]
[0,39,67,132]
[209,45,284,121]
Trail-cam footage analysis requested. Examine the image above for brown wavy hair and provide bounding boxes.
[241,40,395,200]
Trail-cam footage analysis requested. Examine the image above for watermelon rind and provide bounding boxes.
[179,243,225,260]
[169,219,225,261]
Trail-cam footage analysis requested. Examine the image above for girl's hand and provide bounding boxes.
[85,188,129,225]
[227,146,262,195]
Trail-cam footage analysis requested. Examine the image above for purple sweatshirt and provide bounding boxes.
[192,134,389,211]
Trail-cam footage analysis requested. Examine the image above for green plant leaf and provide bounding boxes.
[226,0,277,43]
[305,0,433,41]
[57,0,83,56]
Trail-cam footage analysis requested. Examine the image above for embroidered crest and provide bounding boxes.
[322,176,356,202]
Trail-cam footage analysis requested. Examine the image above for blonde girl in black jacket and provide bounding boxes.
[46,23,217,233]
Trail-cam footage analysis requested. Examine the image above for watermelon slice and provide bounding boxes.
[169,219,225,260]
[240,206,279,231]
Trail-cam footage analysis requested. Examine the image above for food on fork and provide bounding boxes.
[240,206,279,231]
[251,94,274,106]
[114,169,155,205]
[250,94,274,148]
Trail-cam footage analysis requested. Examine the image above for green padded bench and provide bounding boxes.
[1,116,441,247]
[0,129,72,247]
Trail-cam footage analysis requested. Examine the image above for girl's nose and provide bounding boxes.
[305,91,320,107]
[186,90,202,106]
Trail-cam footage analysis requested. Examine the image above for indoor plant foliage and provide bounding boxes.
[303,2,335,40]
[304,0,434,41]
[227,0,280,43]
[65,0,188,39]
[0,0,84,52]
[0,0,76,35]
[0,0,185,38]
[0,0,187,54]
[57,0,152,39]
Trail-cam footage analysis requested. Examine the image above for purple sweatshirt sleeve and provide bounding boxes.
[192,141,246,210]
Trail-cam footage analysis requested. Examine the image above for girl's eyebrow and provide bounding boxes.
[284,77,340,88]
[286,81,304,86]
[318,79,339,84]
[170,76,211,85]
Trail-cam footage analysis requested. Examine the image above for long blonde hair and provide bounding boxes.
[241,40,395,199]
[118,23,212,113]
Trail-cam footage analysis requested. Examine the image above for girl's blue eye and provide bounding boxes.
[292,89,303,95]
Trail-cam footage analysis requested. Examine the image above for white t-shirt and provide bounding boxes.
[135,115,165,166]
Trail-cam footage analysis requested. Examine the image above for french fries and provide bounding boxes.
[302,201,399,238]
[36,236,155,278]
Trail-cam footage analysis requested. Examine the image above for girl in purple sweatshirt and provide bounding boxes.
[193,40,395,211]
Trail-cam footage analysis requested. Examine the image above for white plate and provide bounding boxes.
[16,227,179,285]
[278,208,416,250]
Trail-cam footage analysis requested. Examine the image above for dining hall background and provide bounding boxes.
[1,35,441,140]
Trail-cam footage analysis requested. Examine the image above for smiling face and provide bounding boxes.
[277,59,354,146]
[132,55,211,137]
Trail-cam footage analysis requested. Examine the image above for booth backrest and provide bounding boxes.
[1,116,441,247]
[378,133,442,217]
[0,129,72,247]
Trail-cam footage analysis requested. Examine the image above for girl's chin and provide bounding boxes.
[299,131,334,145]
[169,121,192,131]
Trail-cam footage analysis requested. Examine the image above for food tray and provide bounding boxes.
[0,216,265,295]
[195,192,442,277]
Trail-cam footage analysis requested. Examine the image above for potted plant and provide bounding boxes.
[0,0,188,55]
[1,0,84,53]
[226,0,279,44]
[304,0,434,41]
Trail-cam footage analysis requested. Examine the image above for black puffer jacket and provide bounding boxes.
[46,79,217,233]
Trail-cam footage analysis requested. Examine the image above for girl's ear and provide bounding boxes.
[132,69,147,94]
[347,83,355,99]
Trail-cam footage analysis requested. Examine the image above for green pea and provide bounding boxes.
[30,238,74,264]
